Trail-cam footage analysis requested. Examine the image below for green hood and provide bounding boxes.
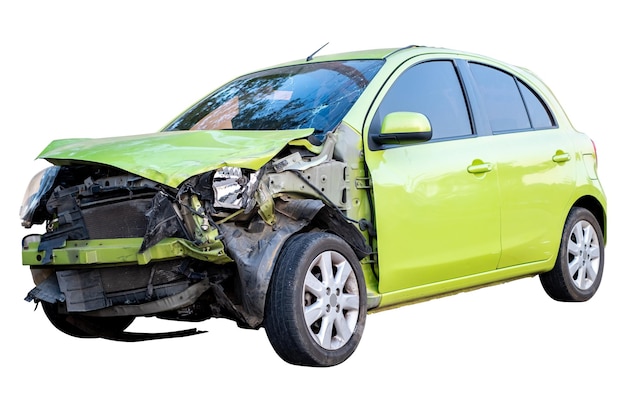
[38,128,314,188]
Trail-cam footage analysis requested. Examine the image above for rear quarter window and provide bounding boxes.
[518,81,556,129]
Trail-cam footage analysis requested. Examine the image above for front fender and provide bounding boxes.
[220,199,371,328]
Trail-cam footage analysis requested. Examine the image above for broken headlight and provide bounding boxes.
[20,165,60,227]
[212,167,258,211]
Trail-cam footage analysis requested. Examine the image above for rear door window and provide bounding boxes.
[469,63,555,133]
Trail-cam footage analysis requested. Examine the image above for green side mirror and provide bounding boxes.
[374,112,432,144]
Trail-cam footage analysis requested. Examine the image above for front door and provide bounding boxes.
[364,59,502,294]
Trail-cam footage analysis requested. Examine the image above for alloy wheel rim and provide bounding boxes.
[567,220,601,290]
[302,251,360,350]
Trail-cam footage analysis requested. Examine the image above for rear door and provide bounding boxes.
[464,61,576,267]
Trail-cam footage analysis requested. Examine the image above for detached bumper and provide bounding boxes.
[22,235,235,318]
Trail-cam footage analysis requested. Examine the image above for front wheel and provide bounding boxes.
[540,207,605,302]
[264,232,367,367]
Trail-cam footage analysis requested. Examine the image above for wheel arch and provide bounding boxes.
[220,201,371,330]
[540,204,605,302]
[572,195,607,243]
[307,205,372,260]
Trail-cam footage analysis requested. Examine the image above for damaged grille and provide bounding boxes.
[61,197,188,312]
[37,184,191,312]
[82,198,152,239]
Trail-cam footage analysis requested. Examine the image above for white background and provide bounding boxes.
[1,1,623,416]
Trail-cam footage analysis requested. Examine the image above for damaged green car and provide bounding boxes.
[20,46,607,366]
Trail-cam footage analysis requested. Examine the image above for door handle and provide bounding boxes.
[552,151,571,163]
[467,162,493,174]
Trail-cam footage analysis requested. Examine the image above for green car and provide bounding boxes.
[20,45,607,367]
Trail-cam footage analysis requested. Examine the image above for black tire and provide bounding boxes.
[264,232,367,367]
[540,207,604,302]
[42,301,135,338]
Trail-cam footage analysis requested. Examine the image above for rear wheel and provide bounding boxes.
[42,301,135,338]
[264,232,367,367]
[540,207,604,302]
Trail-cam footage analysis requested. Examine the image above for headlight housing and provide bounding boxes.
[212,167,258,210]
[20,166,60,227]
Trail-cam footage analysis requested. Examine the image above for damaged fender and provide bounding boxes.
[220,199,370,329]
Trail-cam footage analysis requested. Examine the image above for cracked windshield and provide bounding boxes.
[165,60,384,141]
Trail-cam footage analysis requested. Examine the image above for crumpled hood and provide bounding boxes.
[38,128,314,188]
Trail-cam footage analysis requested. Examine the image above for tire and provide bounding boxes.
[264,232,367,367]
[42,301,135,338]
[540,207,604,302]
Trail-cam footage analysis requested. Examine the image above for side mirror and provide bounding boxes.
[373,112,432,145]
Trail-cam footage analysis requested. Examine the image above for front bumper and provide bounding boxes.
[22,236,233,267]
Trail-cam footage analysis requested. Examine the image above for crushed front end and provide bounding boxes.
[20,129,370,338]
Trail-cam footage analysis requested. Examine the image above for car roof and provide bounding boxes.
[302,45,534,83]
[268,45,480,67]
